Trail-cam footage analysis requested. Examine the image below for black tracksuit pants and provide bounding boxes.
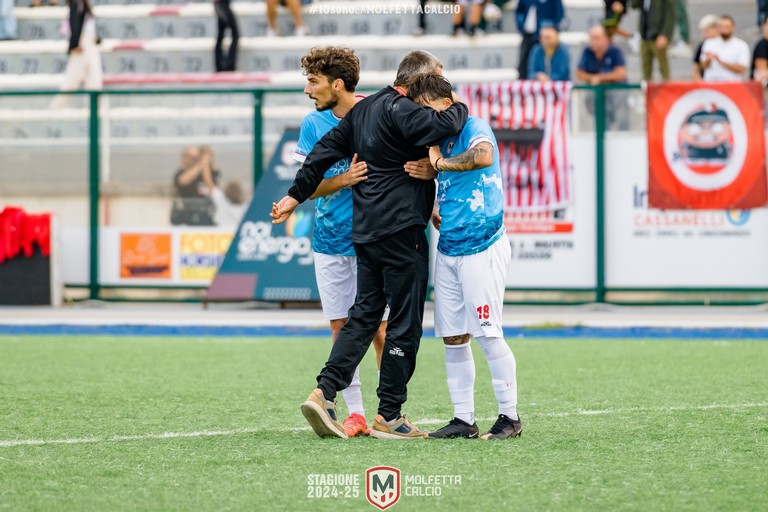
[214,0,239,72]
[316,225,430,421]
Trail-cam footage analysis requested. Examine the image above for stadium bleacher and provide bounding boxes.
[2,0,759,84]
[0,0,759,199]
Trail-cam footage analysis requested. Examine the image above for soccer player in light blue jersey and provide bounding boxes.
[293,46,386,437]
[406,73,522,440]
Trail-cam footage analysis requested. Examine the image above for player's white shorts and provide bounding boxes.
[434,235,511,339]
[314,252,389,322]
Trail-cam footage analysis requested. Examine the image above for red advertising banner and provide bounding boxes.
[647,82,767,209]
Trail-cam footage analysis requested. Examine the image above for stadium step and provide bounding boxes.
[0,33,539,74]
[11,0,612,40]
[14,0,757,41]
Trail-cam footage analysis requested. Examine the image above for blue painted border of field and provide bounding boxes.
[1,324,767,339]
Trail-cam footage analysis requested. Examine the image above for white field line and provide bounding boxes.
[2,402,766,448]
[0,428,266,448]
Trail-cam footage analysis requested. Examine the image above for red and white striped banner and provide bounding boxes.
[457,81,572,223]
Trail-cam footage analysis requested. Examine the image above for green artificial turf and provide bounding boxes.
[1,335,766,511]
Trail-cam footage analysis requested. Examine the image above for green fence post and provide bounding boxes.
[594,85,606,303]
[252,90,264,189]
[88,91,101,301]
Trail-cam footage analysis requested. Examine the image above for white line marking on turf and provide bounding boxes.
[0,428,263,448]
[2,403,765,448]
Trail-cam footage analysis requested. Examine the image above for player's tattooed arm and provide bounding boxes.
[429,142,494,172]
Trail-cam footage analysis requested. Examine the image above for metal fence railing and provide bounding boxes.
[3,84,768,305]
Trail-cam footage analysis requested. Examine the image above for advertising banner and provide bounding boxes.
[456,81,595,288]
[207,128,319,301]
[179,232,232,281]
[646,82,767,209]
[120,233,172,279]
[606,134,768,287]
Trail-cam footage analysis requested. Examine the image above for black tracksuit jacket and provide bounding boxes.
[287,86,468,244]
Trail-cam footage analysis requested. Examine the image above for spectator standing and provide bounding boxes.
[692,14,719,81]
[515,0,564,81]
[604,0,631,40]
[752,16,768,80]
[0,0,16,40]
[452,0,483,37]
[670,0,691,56]
[415,0,427,35]
[51,0,102,108]
[527,22,571,81]
[214,0,239,72]
[630,0,676,82]
[266,0,306,36]
[759,0,768,27]
[700,15,750,82]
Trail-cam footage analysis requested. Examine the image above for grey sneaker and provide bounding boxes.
[300,390,348,439]
[370,415,428,439]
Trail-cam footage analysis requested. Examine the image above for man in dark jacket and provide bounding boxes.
[515,0,564,80]
[271,51,468,440]
[631,0,676,81]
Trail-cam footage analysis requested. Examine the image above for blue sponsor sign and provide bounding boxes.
[207,129,320,301]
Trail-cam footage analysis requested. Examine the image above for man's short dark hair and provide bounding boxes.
[301,46,360,92]
[394,50,443,87]
[720,14,735,24]
[406,73,453,105]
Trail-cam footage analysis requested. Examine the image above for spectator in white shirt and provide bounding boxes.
[700,14,750,82]
[200,149,248,228]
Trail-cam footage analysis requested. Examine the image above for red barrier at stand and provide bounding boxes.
[0,207,52,264]
[0,207,56,306]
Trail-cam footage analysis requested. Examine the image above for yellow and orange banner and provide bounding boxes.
[120,233,172,279]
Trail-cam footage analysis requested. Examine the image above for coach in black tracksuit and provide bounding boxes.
[286,86,468,422]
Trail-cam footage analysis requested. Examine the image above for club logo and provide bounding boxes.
[664,90,747,192]
[725,209,750,227]
[366,466,401,510]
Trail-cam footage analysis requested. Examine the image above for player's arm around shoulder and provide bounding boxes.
[309,153,368,199]
[392,94,468,147]
[432,117,496,172]
[430,141,495,172]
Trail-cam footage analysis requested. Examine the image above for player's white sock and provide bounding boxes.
[341,366,365,417]
[476,336,518,420]
[444,343,475,424]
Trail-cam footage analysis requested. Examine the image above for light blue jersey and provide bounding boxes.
[294,109,354,256]
[436,116,505,257]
